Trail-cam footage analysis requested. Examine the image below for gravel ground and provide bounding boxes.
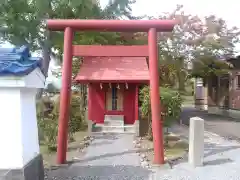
[152,124,240,180]
[46,133,153,180]
[45,107,240,180]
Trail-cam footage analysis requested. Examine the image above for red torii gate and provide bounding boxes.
[46,19,175,165]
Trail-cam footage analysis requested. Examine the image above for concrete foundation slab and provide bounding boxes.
[0,154,44,180]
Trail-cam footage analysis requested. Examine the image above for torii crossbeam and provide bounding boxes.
[46,19,176,165]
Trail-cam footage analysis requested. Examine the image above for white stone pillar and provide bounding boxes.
[0,88,39,169]
[188,117,204,167]
[0,68,45,179]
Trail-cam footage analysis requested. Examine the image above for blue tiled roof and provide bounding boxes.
[0,46,42,76]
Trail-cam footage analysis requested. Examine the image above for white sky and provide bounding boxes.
[101,0,240,28]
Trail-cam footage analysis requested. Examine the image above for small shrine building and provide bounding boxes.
[75,54,149,125]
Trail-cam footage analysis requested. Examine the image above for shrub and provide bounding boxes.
[37,113,58,151]
[53,94,86,139]
[37,94,86,151]
[140,86,182,140]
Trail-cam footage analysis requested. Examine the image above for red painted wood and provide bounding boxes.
[89,84,105,124]
[148,28,164,164]
[47,19,175,32]
[47,18,176,165]
[105,110,124,115]
[123,84,136,124]
[74,79,149,84]
[75,57,149,83]
[88,83,136,124]
[135,86,139,121]
[103,85,135,124]
[57,27,73,164]
[72,45,148,57]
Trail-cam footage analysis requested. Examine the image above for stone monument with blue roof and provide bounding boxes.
[0,46,45,180]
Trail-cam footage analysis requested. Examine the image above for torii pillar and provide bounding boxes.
[47,19,175,165]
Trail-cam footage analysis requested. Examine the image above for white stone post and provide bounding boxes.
[188,117,204,167]
[0,68,45,179]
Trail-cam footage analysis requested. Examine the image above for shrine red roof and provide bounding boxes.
[75,57,149,83]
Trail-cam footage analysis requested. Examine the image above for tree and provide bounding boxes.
[0,0,138,78]
[0,0,141,101]
[155,5,240,91]
[189,16,239,84]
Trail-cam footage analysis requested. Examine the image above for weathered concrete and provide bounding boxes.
[0,154,44,180]
[152,124,240,180]
[188,117,204,167]
[44,106,240,180]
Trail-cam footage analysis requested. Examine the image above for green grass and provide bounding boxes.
[40,130,88,167]
[165,148,186,158]
[140,134,188,163]
[165,135,188,159]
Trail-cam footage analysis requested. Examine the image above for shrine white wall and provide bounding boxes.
[0,88,40,169]
[20,88,40,166]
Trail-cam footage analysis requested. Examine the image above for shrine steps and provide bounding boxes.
[90,115,139,134]
[92,124,136,134]
[92,119,135,133]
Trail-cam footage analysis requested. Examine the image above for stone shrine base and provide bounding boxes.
[0,154,44,180]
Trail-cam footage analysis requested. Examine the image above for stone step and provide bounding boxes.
[124,125,135,133]
[104,115,124,126]
[101,125,124,133]
[104,122,124,127]
[92,124,135,133]
[103,126,124,133]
